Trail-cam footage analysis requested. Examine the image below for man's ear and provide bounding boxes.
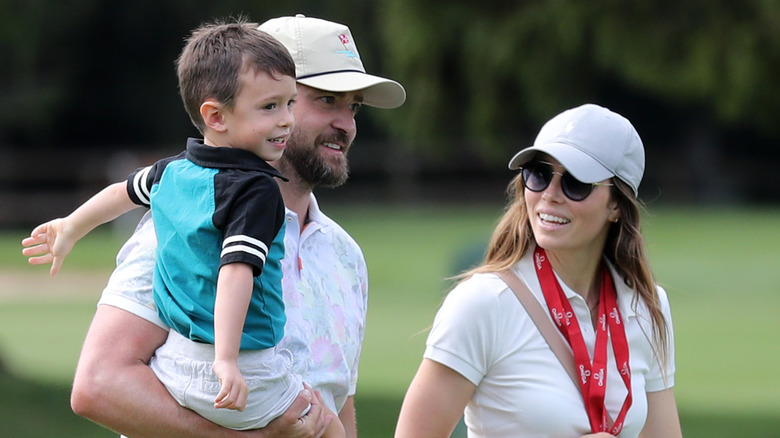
[200,99,227,132]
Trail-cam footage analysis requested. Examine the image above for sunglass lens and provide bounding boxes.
[522,161,595,201]
[561,173,593,201]
[522,163,551,192]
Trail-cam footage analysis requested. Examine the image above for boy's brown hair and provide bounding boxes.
[176,17,296,133]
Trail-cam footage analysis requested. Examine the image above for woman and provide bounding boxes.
[395,104,682,438]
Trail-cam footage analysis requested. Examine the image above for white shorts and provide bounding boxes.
[101,212,308,430]
[150,330,305,430]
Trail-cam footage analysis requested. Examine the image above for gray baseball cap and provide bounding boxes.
[508,103,645,195]
[259,14,406,109]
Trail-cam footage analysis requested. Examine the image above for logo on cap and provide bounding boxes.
[336,49,358,58]
[335,33,358,58]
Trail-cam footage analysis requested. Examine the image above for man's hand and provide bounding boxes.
[247,385,332,438]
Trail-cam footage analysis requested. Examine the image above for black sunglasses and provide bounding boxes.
[520,161,613,201]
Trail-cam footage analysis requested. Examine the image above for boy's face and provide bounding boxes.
[220,69,297,161]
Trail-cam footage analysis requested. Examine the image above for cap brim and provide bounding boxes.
[508,143,614,184]
[297,71,406,109]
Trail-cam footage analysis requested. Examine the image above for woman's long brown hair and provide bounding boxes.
[461,173,671,369]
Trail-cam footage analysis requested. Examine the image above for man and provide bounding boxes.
[69,14,405,438]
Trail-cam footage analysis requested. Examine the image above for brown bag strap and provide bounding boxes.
[495,270,580,391]
[497,269,617,425]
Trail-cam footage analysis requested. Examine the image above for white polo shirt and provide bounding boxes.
[424,247,675,438]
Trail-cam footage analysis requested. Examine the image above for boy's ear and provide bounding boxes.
[200,99,227,133]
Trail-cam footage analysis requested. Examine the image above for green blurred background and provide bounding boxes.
[2,206,780,436]
[2,0,779,436]
[2,0,779,227]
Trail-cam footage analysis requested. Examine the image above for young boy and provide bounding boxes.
[22,18,343,435]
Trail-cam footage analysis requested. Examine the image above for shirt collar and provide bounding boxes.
[516,244,637,318]
[306,193,326,224]
[604,259,638,318]
[185,137,288,182]
[284,193,333,235]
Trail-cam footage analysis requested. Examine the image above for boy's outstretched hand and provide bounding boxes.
[22,218,76,276]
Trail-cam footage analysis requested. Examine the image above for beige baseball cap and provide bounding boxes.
[259,14,406,109]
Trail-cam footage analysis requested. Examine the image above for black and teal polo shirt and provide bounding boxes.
[127,138,287,350]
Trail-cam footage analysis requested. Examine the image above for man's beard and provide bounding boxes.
[281,129,351,189]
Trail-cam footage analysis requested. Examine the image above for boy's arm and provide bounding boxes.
[22,181,138,276]
[212,262,255,411]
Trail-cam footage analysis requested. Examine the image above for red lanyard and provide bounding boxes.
[533,246,632,435]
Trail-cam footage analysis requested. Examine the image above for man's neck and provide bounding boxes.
[277,176,313,231]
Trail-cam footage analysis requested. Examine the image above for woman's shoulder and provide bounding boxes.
[442,272,519,314]
[450,272,510,296]
[654,284,672,314]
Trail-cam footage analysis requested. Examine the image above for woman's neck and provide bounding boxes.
[544,247,603,304]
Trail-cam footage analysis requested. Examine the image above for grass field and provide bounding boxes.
[1,204,779,437]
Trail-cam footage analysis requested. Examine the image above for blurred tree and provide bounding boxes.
[0,0,88,145]
[1,0,778,201]
[0,0,382,148]
[376,0,779,162]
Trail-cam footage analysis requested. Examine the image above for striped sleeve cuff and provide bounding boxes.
[221,234,268,268]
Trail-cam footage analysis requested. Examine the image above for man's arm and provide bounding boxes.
[71,304,329,438]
